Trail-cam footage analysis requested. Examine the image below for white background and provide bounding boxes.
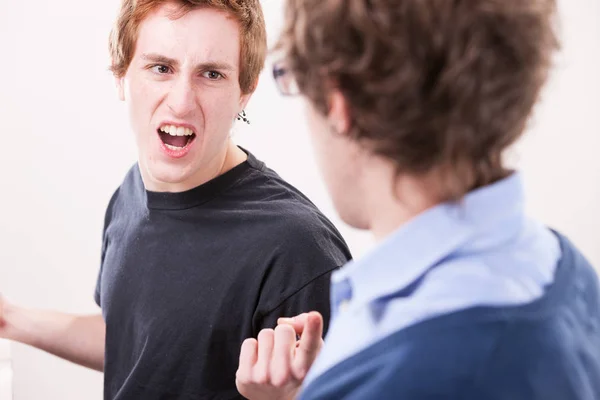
[0,0,598,398]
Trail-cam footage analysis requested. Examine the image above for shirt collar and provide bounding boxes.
[332,172,526,308]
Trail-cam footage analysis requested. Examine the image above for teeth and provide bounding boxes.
[165,143,184,150]
[159,125,194,136]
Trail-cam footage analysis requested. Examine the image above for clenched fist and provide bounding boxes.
[236,312,324,400]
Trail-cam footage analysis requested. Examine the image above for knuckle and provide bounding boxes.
[271,371,291,388]
[274,324,293,334]
[253,370,270,385]
[294,365,309,379]
[235,370,247,384]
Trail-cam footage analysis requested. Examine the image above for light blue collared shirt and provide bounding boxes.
[303,172,561,389]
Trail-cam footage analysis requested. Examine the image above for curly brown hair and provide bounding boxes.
[277,0,559,200]
[109,0,267,94]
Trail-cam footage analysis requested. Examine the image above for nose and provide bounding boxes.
[167,76,197,118]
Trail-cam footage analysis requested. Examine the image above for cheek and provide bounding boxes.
[304,103,332,162]
[303,101,357,189]
[200,89,239,130]
[125,78,159,124]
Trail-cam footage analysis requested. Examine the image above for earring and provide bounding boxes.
[237,110,250,124]
[328,120,343,135]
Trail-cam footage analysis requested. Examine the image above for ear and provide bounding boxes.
[327,90,350,135]
[238,92,253,112]
[115,76,125,101]
[239,75,262,110]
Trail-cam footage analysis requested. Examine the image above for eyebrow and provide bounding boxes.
[141,53,236,72]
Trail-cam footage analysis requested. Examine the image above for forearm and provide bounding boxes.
[5,304,105,371]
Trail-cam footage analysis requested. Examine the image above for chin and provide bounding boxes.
[144,160,192,187]
[340,213,370,230]
[332,196,369,230]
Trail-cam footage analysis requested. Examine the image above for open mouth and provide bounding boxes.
[157,124,196,150]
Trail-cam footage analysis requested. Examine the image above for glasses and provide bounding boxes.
[272,62,300,96]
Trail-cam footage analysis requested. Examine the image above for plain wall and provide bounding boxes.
[0,0,598,398]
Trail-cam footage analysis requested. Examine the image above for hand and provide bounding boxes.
[236,312,324,400]
[0,294,17,340]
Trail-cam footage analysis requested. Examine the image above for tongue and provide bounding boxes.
[160,132,189,148]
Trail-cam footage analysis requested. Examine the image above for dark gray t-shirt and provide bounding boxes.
[95,150,352,399]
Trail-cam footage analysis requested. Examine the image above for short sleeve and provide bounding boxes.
[258,269,335,335]
[95,188,120,308]
[252,216,352,336]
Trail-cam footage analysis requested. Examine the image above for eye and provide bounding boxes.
[151,65,171,74]
[203,71,223,80]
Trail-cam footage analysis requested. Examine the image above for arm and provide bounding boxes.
[0,296,105,371]
[236,216,351,399]
[0,186,121,372]
[236,262,333,400]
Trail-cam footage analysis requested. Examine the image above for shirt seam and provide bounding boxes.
[260,266,339,317]
[152,168,261,211]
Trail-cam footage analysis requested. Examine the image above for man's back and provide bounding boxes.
[300,233,600,400]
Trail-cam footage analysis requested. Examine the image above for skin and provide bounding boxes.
[116,3,253,193]
[236,89,439,400]
[0,2,256,375]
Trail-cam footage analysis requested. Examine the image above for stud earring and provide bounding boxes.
[237,110,250,124]
[328,119,343,135]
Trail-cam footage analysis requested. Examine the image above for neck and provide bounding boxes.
[362,159,440,242]
[142,140,248,193]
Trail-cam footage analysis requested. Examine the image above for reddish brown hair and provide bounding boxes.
[278,0,559,200]
[109,0,267,94]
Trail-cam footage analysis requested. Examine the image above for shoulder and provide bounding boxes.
[102,163,141,227]
[305,296,600,400]
[305,301,579,400]
[302,315,501,400]
[265,195,352,271]
[235,162,352,264]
